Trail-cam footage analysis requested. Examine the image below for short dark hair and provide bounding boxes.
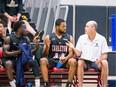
[13,21,24,31]
[0,21,7,27]
[55,18,65,26]
[0,13,8,27]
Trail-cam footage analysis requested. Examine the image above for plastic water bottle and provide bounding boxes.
[56,60,63,68]
[27,82,32,87]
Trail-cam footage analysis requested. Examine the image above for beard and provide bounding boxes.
[59,30,66,34]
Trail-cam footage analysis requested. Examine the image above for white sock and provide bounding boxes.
[9,79,16,87]
[35,79,40,87]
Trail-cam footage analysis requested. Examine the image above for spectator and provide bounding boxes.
[0,13,9,38]
[0,0,23,34]
[66,20,109,87]
[0,12,44,42]
[0,14,8,65]
[40,18,76,87]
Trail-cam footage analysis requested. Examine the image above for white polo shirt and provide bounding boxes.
[76,33,109,62]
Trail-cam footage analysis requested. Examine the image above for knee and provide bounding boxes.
[78,59,84,67]
[4,60,12,68]
[69,58,76,66]
[101,60,108,68]
[31,59,38,63]
[40,58,47,65]
[29,59,38,66]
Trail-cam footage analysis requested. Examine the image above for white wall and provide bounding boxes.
[60,0,116,6]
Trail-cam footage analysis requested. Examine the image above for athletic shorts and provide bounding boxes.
[1,58,17,68]
[84,60,100,71]
[46,57,68,69]
[1,58,39,72]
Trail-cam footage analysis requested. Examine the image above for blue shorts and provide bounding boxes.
[84,60,100,71]
[46,57,67,69]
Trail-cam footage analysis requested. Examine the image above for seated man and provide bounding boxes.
[40,19,76,87]
[0,14,8,65]
[2,21,40,87]
[66,20,109,87]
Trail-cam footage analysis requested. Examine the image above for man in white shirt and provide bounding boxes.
[66,20,109,87]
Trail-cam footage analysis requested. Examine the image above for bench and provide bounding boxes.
[49,67,102,87]
[0,67,102,87]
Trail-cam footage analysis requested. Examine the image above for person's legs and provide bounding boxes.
[7,20,12,34]
[22,20,44,40]
[40,57,50,87]
[4,60,16,87]
[65,58,76,87]
[99,60,108,87]
[23,20,36,36]
[77,59,87,87]
[28,59,40,87]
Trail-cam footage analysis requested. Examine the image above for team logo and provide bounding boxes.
[95,43,99,47]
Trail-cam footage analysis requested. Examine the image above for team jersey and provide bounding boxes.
[9,34,28,52]
[48,33,70,59]
[0,33,9,47]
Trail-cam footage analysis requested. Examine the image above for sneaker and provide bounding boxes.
[44,82,50,87]
[21,15,27,20]
[34,30,44,41]
[66,82,72,87]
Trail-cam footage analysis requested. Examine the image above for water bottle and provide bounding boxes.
[27,82,32,87]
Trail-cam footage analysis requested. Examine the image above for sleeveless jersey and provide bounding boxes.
[48,33,70,59]
[0,33,9,47]
[9,34,28,51]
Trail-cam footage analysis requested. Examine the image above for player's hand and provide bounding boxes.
[33,39,39,48]
[59,57,68,64]
[95,58,101,64]
[66,41,74,49]
[44,37,51,46]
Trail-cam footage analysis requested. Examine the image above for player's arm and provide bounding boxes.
[42,35,51,57]
[66,36,81,57]
[65,35,74,59]
[31,38,39,55]
[3,36,21,57]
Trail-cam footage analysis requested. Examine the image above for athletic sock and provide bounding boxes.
[9,79,16,87]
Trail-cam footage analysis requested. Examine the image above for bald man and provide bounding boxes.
[66,20,109,87]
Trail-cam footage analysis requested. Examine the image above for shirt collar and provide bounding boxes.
[85,33,99,41]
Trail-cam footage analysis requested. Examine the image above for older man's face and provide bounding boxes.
[84,22,95,34]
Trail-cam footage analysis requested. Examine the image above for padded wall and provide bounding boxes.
[75,6,107,43]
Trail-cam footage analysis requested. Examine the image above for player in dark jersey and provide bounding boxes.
[0,13,8,65]
[40,18,76,87]
[2,21,40,87]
